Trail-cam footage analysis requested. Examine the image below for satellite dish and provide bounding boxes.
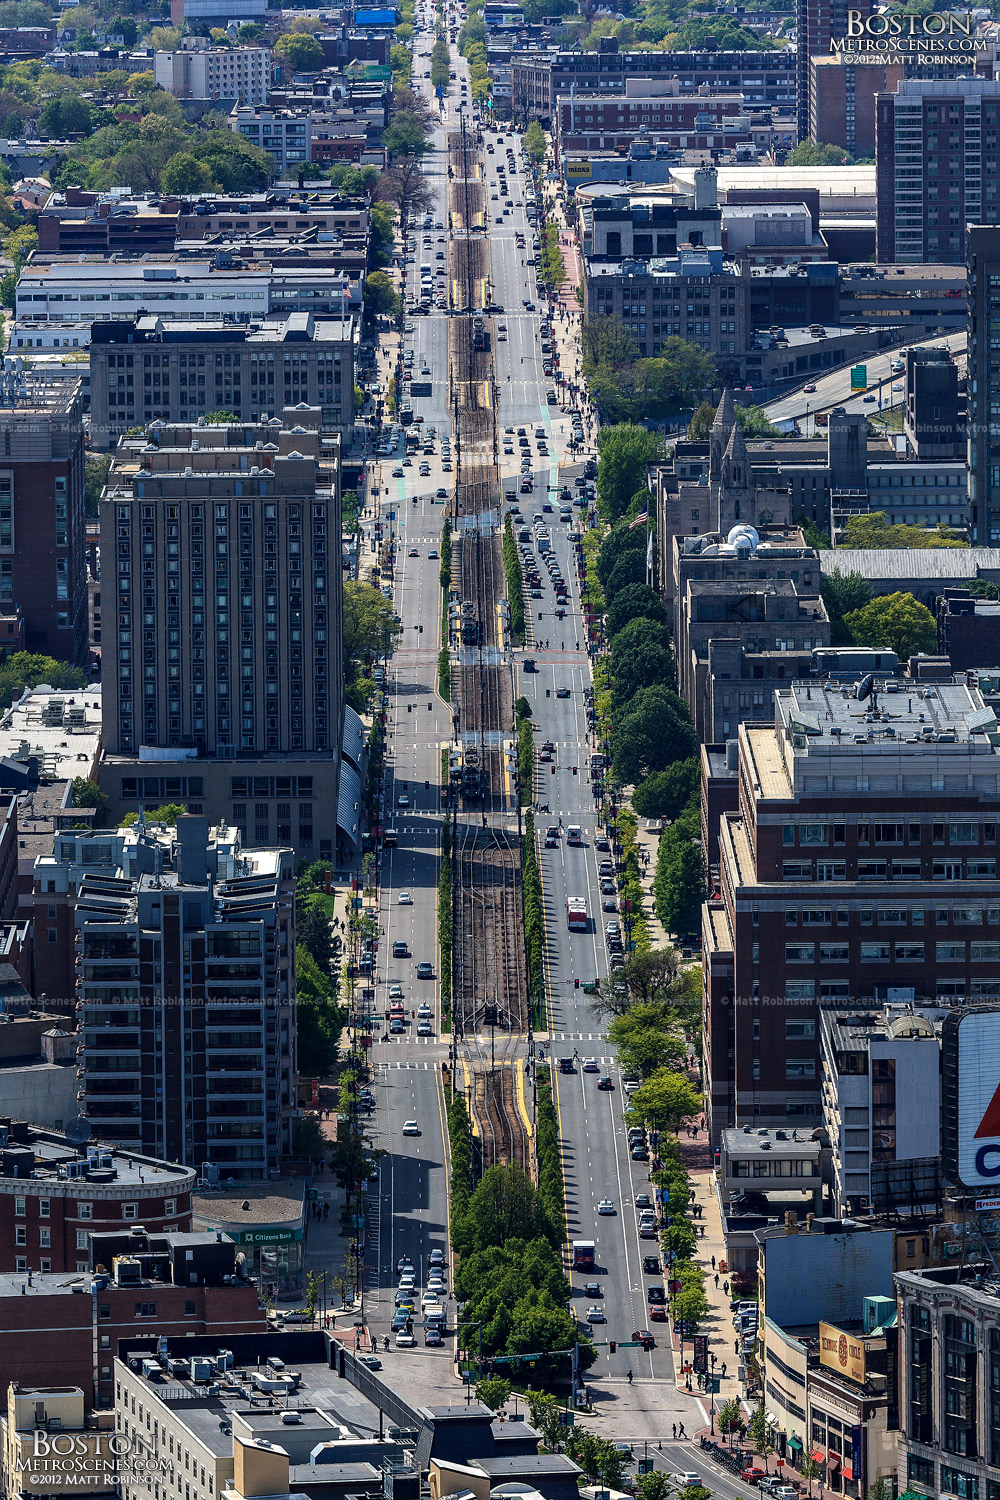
[64,1116,92,1146]
[856,674,874,702]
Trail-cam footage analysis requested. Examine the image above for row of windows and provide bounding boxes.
[781,905,1000,926]
[783,821,997,846]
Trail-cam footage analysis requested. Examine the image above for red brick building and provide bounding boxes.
[703,675,1000,1145]
[0,1230,265,1408]
[0,1122,195,1274]
[809,56,902,159]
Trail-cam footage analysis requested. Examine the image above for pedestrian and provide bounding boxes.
[384,1335,390,1352]
[714,1273,719,1287]
[672,1425,677,1441]
[721,1362,727,1378]
[626,1370,633,1385]
[724,1281,730,1297]
[711,1255,716,1270]
[678,1424,686,1440]
[735,1339,739,1354]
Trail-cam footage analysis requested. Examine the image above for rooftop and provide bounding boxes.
[193,1184,304,1228]
[820,1003,946,1055]
[773,676,998,751]
[0,684,102,784]
[0,1121,195,1187]
[721,1126,822,1159]
[820,548,1000,580]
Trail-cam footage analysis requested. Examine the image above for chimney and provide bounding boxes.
[805,1212,814,1233]
[784,1211,798,1235]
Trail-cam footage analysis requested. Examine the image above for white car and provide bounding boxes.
[395,1329,415,1347]
[586,1305,606,1323]
[403,1120,420,1136]
[398,890,413,904]
[389,984,405,999]
[597,1199,616,1215]
[398,795,410,808]
[673,1476,701,1489]
[427,1275,446,1293]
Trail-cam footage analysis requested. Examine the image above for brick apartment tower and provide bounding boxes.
[703,675,1000,1148]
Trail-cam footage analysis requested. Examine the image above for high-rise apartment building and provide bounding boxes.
[796,0,869,140]
[703,675,1000,1144]
[76,814,297,1177]
[97,415,354,860]
[876,79,1000,264]
[0,375,88,665]
[967,224,1000,546]
[153,44,270,105]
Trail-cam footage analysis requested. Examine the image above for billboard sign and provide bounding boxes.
[943,1010,1000,1188]
[565,160,592,179]
[818,1322,866,1385]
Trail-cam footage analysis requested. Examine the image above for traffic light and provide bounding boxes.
[609,1341,616,1354]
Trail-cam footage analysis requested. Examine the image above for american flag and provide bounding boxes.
[628,507,649,530]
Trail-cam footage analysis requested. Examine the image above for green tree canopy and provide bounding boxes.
[364,269,401,318]
[609,615,675,707]
[596,522,647,592]
[788,140,849,165]
[627,1067,701,1133]
[273,32,324,71]
[342,579,403,663]
[605,579,668,639]
[522,119,546,162]
[632,759,700,821]
[160,151,216,193]
[596,424,662,522]
[611,684,698,783]
[70,777,110,825]
[0,652,85,709]
[839,510,967,550]
[821,567,873,644]
[383,109,430,158]
[608,1003,685,1078]
[842,590,937,659]
[455,1165,558,1255]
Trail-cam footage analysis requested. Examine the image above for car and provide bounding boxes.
[544,832,558,847]
[358,1353,382,1369]
[559,1057,574,1073]
[408,547,419,556]
[279,1310,313,1323]
[392,466,404,477]
[643,1255,661,1274]
[392,941,409,957]
[597,1198,616,1215]
[429,1247,446,1266]
[397,1256,413,1273]
[391,1310,412,1331]
[741,1470,766,1486]
[647,1285,665,1303]
[428,548,439,558]
[863,394,877,403]
[602,898,617,912]
[584,1281,602,1297]
[402,1118,420,1136]
[597,1076,614,1090]
[582,1058,599,1072]
[417,1019,433,1035]
[634,1330,656,1349]
[398,794,410,808]
[632,1144,649,1161]
[416,962,434,978]
[587,1305,606,1323]
[425,1327,443,1345]
[389,983,405,1000]
[649,1304,667,1321]
[635,1192,653,1208]
[556,687,571,698]
[672,1475,700,1489]
[398,891,413,904]
[427,1274,445,1292]
[395,1329,415,1347]
[395,1291,415,1309]
[436,487,448,498]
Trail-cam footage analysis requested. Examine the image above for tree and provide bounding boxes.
[377,157,435,219]
[342,579,402,663]
[0,652,85,710]
[0,271,15,309]
[364,270,400,318]
[717,1400,744,1444]
[596,523,646,591]
[522,119,546,162]
[2,223,35,268]
[390,85,434,126]
[455,1165,558,1255]
[274,32,324,71]
[84,453,110,519]
[608,1004,684,1078]
[821,567,873,644]
[632,759,700,821]
[160,151,216,193]
[70,777,110,825]
[298,901,333,973]
[603,548,648,601]
[654,809,707,935]
[628,1068,701,1133]
[788,140,848,165]
[636,1473,672,1500]
[605,581,666,639]
[687,400,715,440]
[839,510,966,550]
[475,1375,511,1413]
[581,316,640,377]
[610,616,674,707]
[383,111,430,158]
[734,402,782,439]
[525,1389,563,1450]
[747,1401,773,1469]
[842,590,937,659]
[147,24,183,48]
[293,1112,327,1162]
[119,803,189,828]
[596,424,663,522]
[237,22,265,41]
[612,685,699,785]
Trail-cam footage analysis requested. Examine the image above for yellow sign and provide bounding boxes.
[818,1322,866,1385]
[565,160,592,179]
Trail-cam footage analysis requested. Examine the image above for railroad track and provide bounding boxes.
[445,119,532,1179]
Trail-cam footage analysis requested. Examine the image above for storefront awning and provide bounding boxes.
[828,1455,842,1472]
[810,1450,825,1464]
[841,1464,853,1481]
[788,1436,803,1452]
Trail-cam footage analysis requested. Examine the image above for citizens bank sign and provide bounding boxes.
[830,8,987,62]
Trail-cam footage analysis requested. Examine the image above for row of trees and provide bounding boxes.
[502,515,526,643]
[342,579,402,709]
[295,861,345,1079]
[516,697,534,807]
[822,569,937,657]
[438,817,453,1027]
[535,1074,565,1234]
[522,811,544,1014]
[582,318,715,426]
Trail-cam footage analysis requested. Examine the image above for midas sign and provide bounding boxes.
[819,1322,866,1385]
[566,161,592,179]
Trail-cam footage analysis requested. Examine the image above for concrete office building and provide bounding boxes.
[154,44,270,105]
[76,815,296,1176]
[895,1264,1000,1500]
[819,1004,944,1216]
[89,314,358,451]
[876,79,1000,265]
[0,376,88,666]
[97,416,359,860]
[702,673,1000,1143]
[230,107,312,175]
[967,224,1000,546]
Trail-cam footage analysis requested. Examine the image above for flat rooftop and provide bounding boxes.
[0,685,101,783]
[193,1183,304,1227]
[0,1124,194,1187]
[774,677,997,750]
[722,1126,821,1159]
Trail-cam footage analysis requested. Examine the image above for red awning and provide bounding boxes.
[828,1455,842,1472]
[841,1464,854,1481]
[810,1451,826,1464]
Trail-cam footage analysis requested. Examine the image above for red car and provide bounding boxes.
[741,1470,766,1485]
[633,1329,655,1349]
[648,1305,666,1321]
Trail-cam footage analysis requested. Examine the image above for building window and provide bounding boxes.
[78,1202,93,1219]
[39,1198,49,1217]
[77,1230,90,1249]
[123,1203,138,1220]
[39,1227,50,1247]
[134,1302,157,1318]
[15,1225,25,1245]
